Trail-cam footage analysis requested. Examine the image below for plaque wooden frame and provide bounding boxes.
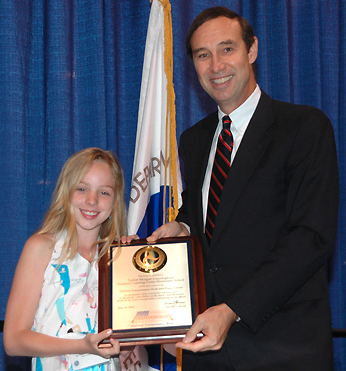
[98,236,206,346]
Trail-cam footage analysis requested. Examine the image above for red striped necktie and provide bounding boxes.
[205,115,233,243]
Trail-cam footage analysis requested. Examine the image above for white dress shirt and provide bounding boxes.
[202,85,262,226]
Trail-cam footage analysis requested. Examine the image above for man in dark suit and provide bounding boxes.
[147,6,339,370]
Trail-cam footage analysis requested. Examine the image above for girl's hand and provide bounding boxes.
[120,235,139,244]
[83,329,120,359]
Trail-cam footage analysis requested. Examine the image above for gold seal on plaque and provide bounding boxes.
[133,246,167,273]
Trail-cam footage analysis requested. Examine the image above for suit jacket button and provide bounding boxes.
[210,265,218,273]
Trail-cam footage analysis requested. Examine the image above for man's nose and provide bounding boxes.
[210,55,225,73]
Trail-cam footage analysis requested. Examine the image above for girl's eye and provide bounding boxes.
[76,187,85,192]
[101,191,110,196]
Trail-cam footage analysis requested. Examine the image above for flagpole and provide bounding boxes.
[157,1,182,366]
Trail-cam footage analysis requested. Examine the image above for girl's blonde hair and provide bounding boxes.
[38,147,127,262]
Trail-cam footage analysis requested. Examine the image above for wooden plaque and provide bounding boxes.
[98,236,206,346]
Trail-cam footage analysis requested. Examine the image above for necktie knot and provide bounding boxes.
[222,115,231,131]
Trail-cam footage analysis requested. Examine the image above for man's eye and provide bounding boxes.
[197,53,208,59]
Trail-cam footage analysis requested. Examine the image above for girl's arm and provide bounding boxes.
[3,233,119,358]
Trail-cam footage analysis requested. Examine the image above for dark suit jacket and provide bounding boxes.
[176,91,339,370]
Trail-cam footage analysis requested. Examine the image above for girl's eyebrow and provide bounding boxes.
[78,181,115,189]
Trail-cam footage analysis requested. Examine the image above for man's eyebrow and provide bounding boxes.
[192,47,208,55]
[218,39,236,46]
[192,39,237,55]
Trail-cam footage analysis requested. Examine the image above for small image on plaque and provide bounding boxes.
[132,245,167,273]
[131,310,173,325]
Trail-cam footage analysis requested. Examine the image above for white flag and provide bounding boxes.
[125,1,182,370]
[127,0,182,237]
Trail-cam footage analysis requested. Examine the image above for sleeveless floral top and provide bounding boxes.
[31,232,120,371]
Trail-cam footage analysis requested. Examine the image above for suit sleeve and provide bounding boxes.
[225,109,339,333]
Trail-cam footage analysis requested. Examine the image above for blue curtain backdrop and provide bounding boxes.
[0,0,345,370]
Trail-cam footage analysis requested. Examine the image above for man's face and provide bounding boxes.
[190,16,258,113]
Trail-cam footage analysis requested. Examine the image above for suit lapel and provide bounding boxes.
[211,92,275,246]
[189,112,218,252]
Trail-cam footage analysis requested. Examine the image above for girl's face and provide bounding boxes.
[72,160,115,235]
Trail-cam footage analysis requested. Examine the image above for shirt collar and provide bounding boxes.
[218,85,261,134]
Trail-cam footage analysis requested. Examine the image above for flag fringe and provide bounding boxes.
[158,0,179,224]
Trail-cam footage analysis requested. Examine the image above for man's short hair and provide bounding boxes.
[186,6,256,60]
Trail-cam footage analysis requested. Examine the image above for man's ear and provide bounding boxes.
[248,36,258,64]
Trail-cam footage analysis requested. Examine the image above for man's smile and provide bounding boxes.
[212,75,233,84]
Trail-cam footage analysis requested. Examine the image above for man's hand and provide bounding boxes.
[147,221,189,243]
[175,304,238,352]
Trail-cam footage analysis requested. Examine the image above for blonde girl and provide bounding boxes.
[4,147,128,371]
